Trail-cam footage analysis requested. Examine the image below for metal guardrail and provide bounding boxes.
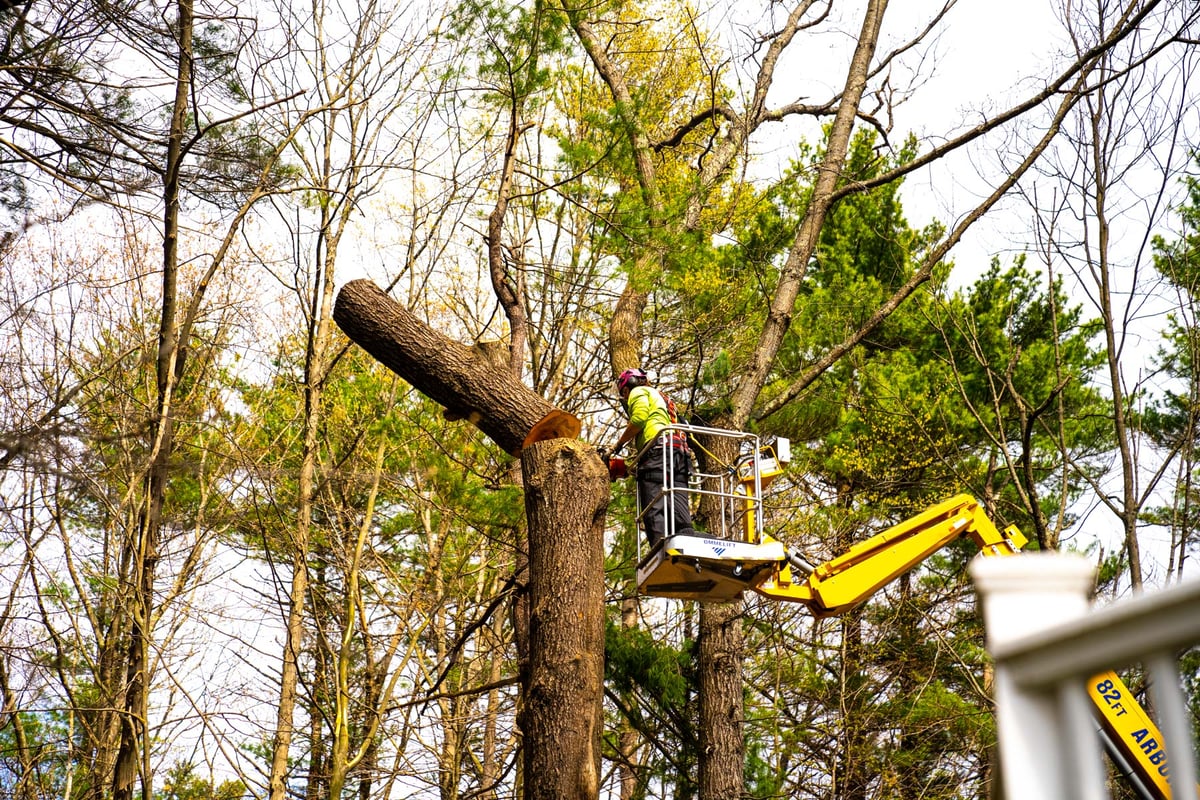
[631,424,768,548]
[971,555,1200,800]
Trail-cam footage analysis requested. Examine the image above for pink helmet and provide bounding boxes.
[617,368,648,393]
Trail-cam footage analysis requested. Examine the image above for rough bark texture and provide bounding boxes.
[697,602,744,800]
[333,279,559,455]
[693,431,745,800]
[520,439,609,800]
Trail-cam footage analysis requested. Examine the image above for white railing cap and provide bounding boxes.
[973,553,1200,687]
[970,553,1096,652]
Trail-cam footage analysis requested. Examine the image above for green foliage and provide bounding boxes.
[1152,155,1200,293]
[696,125,1105,798]
[744,738,784,798]
[1145,152,1200,577]
[0,708,73,799]
[447,0,570,110]
[928,257,1110,537]
[604,615,697,796]
[680,130,949,434]
[605,617,691,708]
[542,0,745,296]
[192,120,300,209]
[233,332,524,791]
[1095,545,1130,592]
[157,762,246,800]
[66,308,241,533]
[735,207,1103,784]
[946,256,1103,413]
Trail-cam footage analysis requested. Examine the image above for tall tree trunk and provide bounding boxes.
[269,204,341,800]
[88,626,124,800]
[693,5,891,796]
[1088,87,1145,589]
[112,0,194,796]
[693,432,744,800]
[268,355,320,800]
[0,652,35,800]
[429,508,463,800]
[520,439,608,800]
[894,572,920,800]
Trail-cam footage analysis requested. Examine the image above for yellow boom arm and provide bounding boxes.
[754,494,1026,616]
[636,432,1183,800]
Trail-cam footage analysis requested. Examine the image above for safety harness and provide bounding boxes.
[659,389,690,451]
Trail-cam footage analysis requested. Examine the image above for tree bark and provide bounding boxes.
[697,602,744,800]
[334,279,568,455]
[520,438,609,800]
[693,431,744,800]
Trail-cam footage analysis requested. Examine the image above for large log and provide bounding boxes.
[333,279,578,455]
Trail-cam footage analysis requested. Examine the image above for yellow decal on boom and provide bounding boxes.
[1088,672,1174,797]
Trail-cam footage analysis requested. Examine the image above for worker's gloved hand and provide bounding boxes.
[607,456,627,481]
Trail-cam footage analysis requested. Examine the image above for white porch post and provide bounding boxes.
[970,553,1104,800]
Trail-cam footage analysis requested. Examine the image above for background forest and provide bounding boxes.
[2,0,1200,798]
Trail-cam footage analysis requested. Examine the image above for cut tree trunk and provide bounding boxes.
[334,279,605,800]
[521,438,608,800]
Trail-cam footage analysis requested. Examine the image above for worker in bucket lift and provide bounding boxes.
[609,368,695,548]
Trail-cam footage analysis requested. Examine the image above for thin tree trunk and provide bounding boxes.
[269,202,341,800]
[328,442,387,798]
[0,655,35,800]
[111,1,194,796]
[480,534,508,800]
[268,362,320,800]
[429,508,462,800]
[306,561,329,800]
[617,596,640,800]
[1088,86,1145,589]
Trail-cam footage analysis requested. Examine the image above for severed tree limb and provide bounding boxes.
[333,279,579,455]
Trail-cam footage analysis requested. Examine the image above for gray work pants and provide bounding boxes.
[636,442,693,547]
